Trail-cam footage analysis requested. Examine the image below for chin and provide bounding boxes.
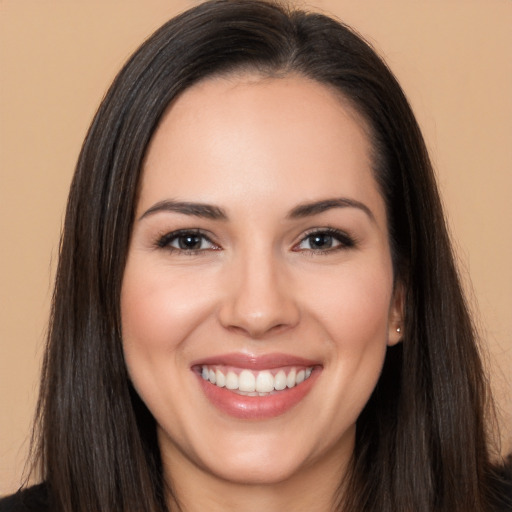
[205,455,305,486]
[197,429,337,487]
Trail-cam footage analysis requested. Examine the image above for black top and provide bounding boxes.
[0,484,48,512]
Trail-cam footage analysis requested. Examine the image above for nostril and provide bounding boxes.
[268,323,288,335]
[225,321,292,340]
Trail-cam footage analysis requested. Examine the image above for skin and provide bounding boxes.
[121,74,403,512]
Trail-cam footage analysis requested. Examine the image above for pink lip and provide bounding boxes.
[191,352,320,371]
[192,352,322,420]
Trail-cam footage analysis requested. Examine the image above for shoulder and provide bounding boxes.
[0,484,49,512]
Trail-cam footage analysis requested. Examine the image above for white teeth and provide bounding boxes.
[255,371,274,393]
[215,369,225,387]
[286,369,296,388]
[239,370,256,392]
[225,371,238,390]
[201,365,314,393]
[274,370,287,391]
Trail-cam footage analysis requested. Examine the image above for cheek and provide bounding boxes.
[119,259,222,436]
[122,260,206,339]
[306,260,393,340]
[120,260,217,381]
[304,260,393,406]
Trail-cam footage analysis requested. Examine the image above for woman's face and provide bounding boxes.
[121,74,402,486]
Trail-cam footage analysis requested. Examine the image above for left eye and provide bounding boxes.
[157,231,217,252]
[295,230,354,252]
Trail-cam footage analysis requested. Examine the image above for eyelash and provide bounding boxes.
[155,227,356,255]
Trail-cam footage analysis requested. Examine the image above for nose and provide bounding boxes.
[218,250,300,339]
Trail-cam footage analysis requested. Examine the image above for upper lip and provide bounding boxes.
[191,352,321,371]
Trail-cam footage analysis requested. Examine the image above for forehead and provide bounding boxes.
[139,73,383,221]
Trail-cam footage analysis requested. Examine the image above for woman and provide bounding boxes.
[1,0,510,511]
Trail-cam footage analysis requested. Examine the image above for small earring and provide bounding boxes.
[396,327,401,333]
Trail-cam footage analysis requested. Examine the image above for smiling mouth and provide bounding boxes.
[199,365,314,395]
[192,353,321,419]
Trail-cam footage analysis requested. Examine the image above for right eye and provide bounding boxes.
[157,230,219,253]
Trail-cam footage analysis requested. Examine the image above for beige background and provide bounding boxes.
[1,0,511,495]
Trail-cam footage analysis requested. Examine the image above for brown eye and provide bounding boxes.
[157,230,218,252]
[295,229,355,252]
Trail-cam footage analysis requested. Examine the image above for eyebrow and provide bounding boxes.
[139,200,228,221]
[139,197,374,223]
[287,198,375,222]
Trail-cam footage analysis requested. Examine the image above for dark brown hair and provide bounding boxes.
[31,1,506,510]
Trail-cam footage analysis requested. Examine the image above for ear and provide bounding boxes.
[387,281,405,346]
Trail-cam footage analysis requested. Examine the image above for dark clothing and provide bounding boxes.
[491,457,512,512]
[0,484,48,512]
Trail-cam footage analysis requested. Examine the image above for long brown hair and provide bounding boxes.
[32,1,504,510]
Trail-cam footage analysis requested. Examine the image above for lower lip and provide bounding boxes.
[196,369,320,420]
